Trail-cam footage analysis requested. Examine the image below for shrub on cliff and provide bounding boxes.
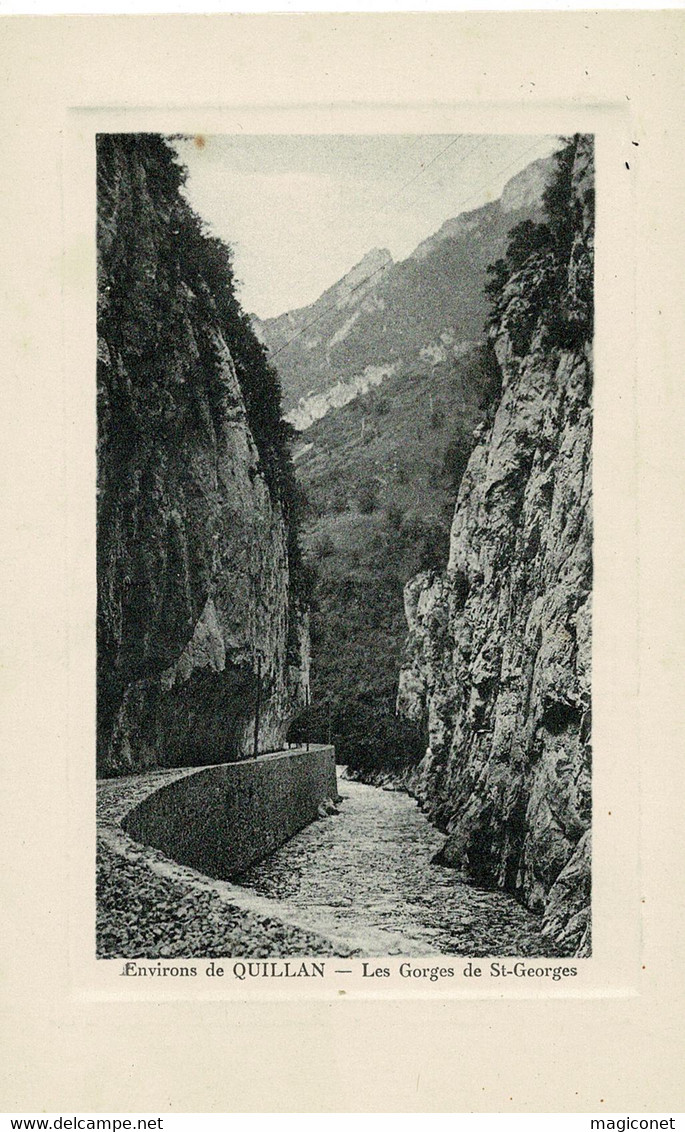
[97,133,311,602]
[288,696,425,777]
[484,135,594,356]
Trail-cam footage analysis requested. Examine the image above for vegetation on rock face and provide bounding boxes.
[396,133,594,953]
[285,344,502,775]
[287,508,444,775]
[97,135,309,773]
[97,134,307,589]
[484,136,595,355]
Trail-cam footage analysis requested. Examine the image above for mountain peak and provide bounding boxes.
[409,207,492,262]
[334,247,393,308]
[340,246,393,286]
[408,154,555,262]
[359,246,393,269]
[257,156,554,416]
[500,155,554,212]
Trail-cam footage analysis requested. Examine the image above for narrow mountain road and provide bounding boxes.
[235,779,554,957]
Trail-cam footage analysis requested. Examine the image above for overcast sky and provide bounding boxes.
[172,133,560,319]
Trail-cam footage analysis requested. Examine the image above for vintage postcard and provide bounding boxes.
[2,11,684,1113]
[80,100,631,1007]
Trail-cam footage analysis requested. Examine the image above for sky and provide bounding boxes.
[172,133,561,320]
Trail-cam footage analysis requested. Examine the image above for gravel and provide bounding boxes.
[97,769,352,959]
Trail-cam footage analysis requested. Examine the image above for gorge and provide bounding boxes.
[96,133,593,960]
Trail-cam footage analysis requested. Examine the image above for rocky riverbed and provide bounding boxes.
[235,778,557,957]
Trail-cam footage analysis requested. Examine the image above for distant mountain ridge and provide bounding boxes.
[254,154,555,429]
[277,146,563,794]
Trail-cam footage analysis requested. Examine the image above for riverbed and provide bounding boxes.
[234,778,553,957]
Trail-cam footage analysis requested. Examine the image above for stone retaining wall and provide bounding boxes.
[121,746,338,880]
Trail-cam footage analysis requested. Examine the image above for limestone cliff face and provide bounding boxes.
[397,136,593,955]
[97,135,308,776]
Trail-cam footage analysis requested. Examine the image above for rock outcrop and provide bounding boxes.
[397,136,594,955]
[97,135,309,776]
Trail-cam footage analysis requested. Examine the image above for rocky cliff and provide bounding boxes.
[397,136,594,955]
[97,135,309,776]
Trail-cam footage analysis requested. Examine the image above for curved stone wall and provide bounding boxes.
[121,746,338,880]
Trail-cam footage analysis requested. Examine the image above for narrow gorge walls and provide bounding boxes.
[397,136,594,955]
[263,151,556,779]
[97,135,309,776]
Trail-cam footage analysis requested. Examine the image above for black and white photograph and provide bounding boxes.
[96,130,594,963]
